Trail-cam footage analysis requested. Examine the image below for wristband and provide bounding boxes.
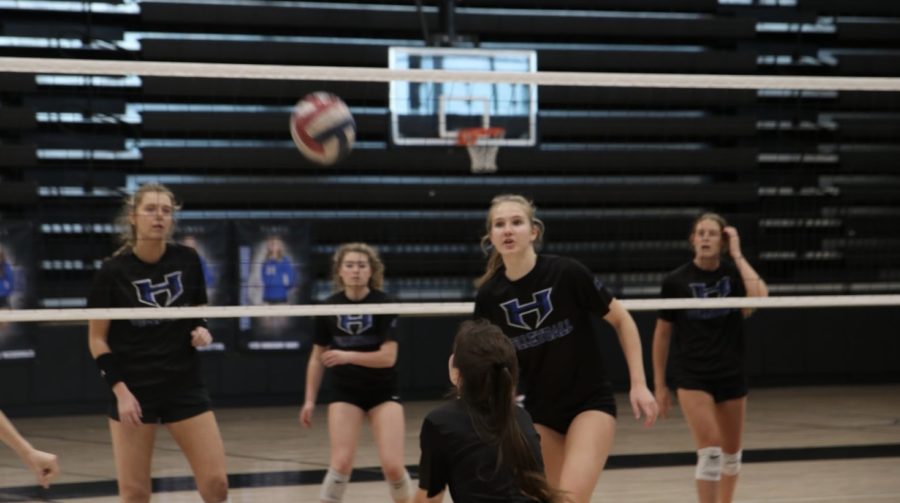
[95,353,124,387]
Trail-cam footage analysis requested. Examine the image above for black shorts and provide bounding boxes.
[676,374,748,403]
[329,385,400,412]
[528,387,618,435]
[109,384,212,424]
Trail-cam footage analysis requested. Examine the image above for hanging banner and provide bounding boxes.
[234,221,312,351]
[0,222,35,360]
[174,220,230,352]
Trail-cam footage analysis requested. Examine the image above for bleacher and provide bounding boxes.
[1,0,899,306]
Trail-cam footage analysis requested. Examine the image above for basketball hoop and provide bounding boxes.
[457,127,505,174]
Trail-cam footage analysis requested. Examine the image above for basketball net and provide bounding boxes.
[457,127,505,174]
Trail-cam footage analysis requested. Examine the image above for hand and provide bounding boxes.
[25,449,59,489]
[630,385,659,428]
[723,226,743,259]
[113,383,143,427]
[655,386,672,420]
[299,402,314,428]
[191,326,212,348]
[320,349,352,367]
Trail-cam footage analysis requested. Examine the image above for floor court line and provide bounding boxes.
[1,444,898,501]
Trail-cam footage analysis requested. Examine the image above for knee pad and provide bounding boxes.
[695,446,723,481]
[387,470,412,502]
[722,450,742,476]
[320,468,350,502]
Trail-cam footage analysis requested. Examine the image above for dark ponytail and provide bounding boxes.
[452,320,564,503]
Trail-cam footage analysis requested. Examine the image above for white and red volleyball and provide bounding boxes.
[289,92,356,165]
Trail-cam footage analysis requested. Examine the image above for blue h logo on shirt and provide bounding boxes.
[689,277,732,299]
[132,271,184,307]
[500,288,554,330]
[687,277,734,320]
[337,314,374,335]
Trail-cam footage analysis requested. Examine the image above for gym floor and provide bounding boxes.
[1,384,898,502]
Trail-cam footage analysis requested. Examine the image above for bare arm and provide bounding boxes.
[88,319,142,426]
[320,340,398,369]
[604,299,658,426]
[734,256,768,299]
[605,299,649,388]
[723,226,769,317]
[0,410,37,460]
[651,319,674,418]
[304,345,326,404]
[299,344,326,428]
[0,411,60,488]
[87,319,112,359]
[189,305,213,348]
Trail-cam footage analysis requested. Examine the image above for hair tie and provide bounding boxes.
[493,362,508,372]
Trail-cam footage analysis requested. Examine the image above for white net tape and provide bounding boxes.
[1,295,899,323]
[1,57,900,91]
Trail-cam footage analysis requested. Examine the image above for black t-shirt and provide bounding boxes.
[658,260,748,380]
[474,255,614,420]
[418,399,544,502]
[314,289,398,390]
[87,244,208,390]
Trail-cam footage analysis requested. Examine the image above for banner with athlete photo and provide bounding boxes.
[0,222,36,361]
[174,220,230,352]
[234,221,312,351]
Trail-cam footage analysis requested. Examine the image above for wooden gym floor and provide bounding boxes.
[1,384,898,502]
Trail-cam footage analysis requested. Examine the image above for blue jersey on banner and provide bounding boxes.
[261,257,297,302]
[0,262,13,298]
[198,255,215,288]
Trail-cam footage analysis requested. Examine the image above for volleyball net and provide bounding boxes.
[1,55,899,334]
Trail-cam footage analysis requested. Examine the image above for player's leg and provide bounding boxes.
[556,411,616,503]
[320,402,365,502]
[716,396,747,503]
[678,388,723,503]
[109,419,157,503]
[166,411,229,503]
[368,400,411,502]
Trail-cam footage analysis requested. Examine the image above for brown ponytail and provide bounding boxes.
[452,320,564,503]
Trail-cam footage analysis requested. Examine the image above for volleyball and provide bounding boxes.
[289,92,356,165]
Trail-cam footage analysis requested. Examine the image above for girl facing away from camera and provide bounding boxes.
[300,242,412,503]
[415,319,564,503]
[653,213,768,503]
[87,183,229,503]
[473,194,658,503]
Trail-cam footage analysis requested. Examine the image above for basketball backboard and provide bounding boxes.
[389,47,537,147]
